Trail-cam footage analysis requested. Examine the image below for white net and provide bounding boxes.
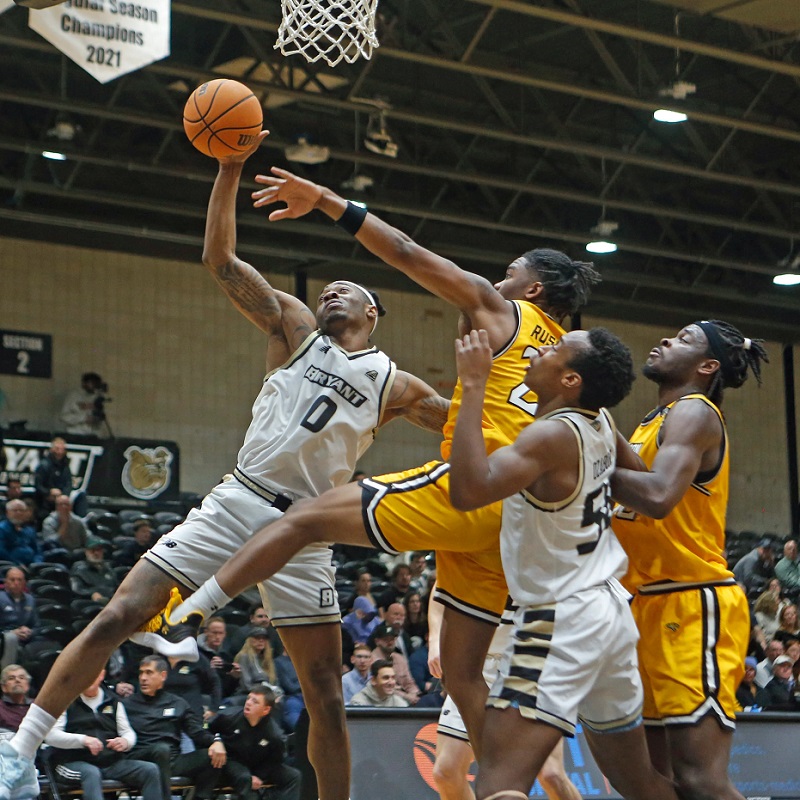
[275,0,379,67]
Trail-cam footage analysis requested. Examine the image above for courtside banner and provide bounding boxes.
[0,430,179,505]
[29,0,171,83]
[345,710,800,799]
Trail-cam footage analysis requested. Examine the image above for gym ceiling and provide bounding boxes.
[1,0,799,341]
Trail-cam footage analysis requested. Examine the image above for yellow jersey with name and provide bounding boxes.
[612,393,733,591]
[440,301,564,460]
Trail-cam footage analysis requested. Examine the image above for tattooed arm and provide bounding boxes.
[202,149,316,356]
[381,370,450,433]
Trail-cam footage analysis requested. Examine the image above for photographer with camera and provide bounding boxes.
[60,372,110,437]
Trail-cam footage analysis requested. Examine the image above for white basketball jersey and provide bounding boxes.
[500,408,628,606]
[237,332,396,498]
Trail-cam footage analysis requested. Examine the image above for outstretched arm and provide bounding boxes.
[252,169,508,322]
[611,399,721,519]
[202,138,316,354]
[381,370,450,433]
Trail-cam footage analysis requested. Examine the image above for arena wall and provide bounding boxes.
[0,237,793,534]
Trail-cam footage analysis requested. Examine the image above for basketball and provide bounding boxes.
[183,79,263,158]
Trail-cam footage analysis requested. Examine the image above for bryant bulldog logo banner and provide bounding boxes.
[121,444,174,500]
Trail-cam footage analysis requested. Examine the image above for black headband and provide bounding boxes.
[695,320,738,387]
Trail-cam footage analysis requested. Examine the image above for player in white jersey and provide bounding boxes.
[0,133,448,800]
[448,328,680,800]
[428,594,581,800]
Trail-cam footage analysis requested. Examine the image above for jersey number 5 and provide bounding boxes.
[577,482,612,555]
[507,346,539,418]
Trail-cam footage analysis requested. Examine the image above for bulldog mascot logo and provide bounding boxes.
[121,445,173,500]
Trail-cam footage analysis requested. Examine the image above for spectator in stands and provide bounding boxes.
[342,569,378,617]
[0,568,39,668]
[34,437,84,520]
[775,539,800,599]
[42,495,88,552]
[349,660,409,708]
[753,589,780,643]
[407,551,431,595]
[0,665,32,734]
[369,622,419,705]
[0,500,41,567]
[402,591,427,650]
[165,644,222,721]
[736,656,759,710]
[198,617,239,697]
[210,687,301,800]
[407,632,432,694]
[44,669,162,800]
[755,655,798,711]
[234,627,281,696]
[774,603,800,645]
[60,372,106,437]
[70,537,118,604]
[273,651,305,731]
[341,644,372,706]
[756,639,785,688]
[384,603,413,657]
[0,480,23,518]
[124,655,226,800]
[341,597,379,645]
[113,519,156,569]
[225,604,282,660]
[733,537,775,596]
[377,563,412,612]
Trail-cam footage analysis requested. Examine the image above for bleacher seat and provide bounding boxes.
[91,513,121,535]
[29,581,72,605]
[37,603,72,626]
[28,563,70,584]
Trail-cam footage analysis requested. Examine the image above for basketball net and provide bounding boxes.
[275,0,379,67]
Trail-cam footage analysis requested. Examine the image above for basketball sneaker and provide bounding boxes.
[129,587,204,662]
[0,741,39,800]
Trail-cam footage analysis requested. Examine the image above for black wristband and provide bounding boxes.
[335,201,368,236]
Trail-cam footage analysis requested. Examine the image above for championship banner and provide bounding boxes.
[28,0,171,83]
[0,431,180,506]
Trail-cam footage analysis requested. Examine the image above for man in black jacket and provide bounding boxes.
[33,438,73,520]
[124,656,226,799]
[44,669,161,800]
[755,655,799,711]
[210,688,300,800]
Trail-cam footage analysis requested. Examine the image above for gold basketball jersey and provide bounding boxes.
[440,301,564,460]
[612,393,733,590]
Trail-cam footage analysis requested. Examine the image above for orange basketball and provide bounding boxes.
[183,79,263,158]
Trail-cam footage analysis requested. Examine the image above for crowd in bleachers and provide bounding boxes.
[726,530,800,712]
[0,458,444,799]
[2,441,799,799]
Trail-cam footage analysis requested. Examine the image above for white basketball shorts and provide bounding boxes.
[488,579,643,736]
[144,478,340,627]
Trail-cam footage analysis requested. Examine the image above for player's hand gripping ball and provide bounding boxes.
[183,79,263,158]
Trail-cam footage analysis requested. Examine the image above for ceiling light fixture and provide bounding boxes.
[42,150,67,161]
[773,273,800,286]
[341,173,374,192]
[653,108,688,124]
[654,14,693,124]
[586,220,619,254]
[352,97,399,158]
[284,136,330,165]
